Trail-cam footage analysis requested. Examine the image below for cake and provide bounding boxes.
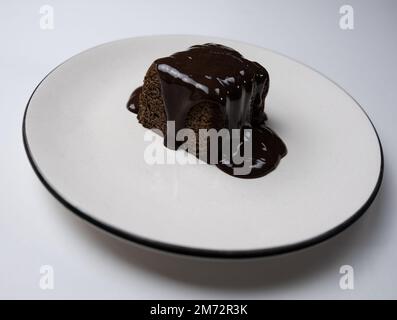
[127,43,286,178]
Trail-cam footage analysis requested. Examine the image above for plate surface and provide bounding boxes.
[23,35,383,258]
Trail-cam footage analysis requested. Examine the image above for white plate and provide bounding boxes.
[23,35,383,258]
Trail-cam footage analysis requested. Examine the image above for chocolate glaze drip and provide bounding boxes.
[127,86,141,114]
[216,125,287,179]
[128,43,286,178]
[156,44,269,133]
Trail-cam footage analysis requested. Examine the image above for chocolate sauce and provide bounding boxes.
[156,44,269,133]
[127,86,141,114]
[216,125,287,178]
[128,44,287,178]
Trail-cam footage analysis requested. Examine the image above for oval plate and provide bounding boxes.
[23,35,383,258]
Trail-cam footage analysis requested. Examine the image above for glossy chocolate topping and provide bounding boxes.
[127,86,141,113]
[128,43,286,178]
[156,43,269,132]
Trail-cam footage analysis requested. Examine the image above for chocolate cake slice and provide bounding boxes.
[127,43,286,178]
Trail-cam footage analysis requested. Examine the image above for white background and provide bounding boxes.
[0,0,396,299]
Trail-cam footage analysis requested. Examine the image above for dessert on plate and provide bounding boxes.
[127,43,286,178]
